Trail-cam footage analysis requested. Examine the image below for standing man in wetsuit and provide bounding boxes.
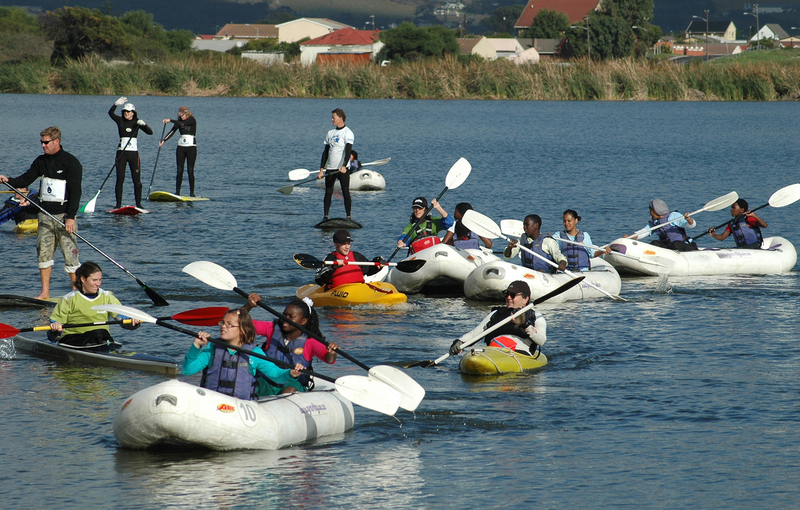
[160,106,198,197]
[0,126,82,299]
[317,108,354,221]
[109,96,153,208]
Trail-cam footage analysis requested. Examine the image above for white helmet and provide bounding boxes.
[122,103,136,111]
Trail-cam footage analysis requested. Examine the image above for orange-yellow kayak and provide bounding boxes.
[459,347,548,375]
[13,219,38,233]
[296,281,407,307]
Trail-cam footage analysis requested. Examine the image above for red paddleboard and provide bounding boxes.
[107,206,149,215]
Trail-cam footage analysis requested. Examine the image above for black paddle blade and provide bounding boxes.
[395,259,426,273]
[532,276,584,305]
[400,359,436,369]
[293,253,324,269]
[143,283,169,307]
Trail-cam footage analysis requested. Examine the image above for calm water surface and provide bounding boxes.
[1,95,799,509]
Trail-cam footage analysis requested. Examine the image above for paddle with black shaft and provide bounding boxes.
[500,219,675,271]
[181,260,425,411]
[80,137,133,213]
[691,183,800,242]
[3,182,169,306]
[625,191,738,241]
[463,210,626,302]
[0,306,228,339]
[277,170,337,194]
[387,157,472,262]
[146,123,168,198]
[286,158,391,181]
[94,304,403,416]
[402,276,585,368]
[293,253,426,273]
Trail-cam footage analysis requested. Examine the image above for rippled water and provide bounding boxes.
[1,95,799,508]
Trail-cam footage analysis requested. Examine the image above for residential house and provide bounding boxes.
[277,18,351,43]
[517,38,563,59]
[192,37,243,52]
[434,2,466,16]
[779,35,800,48]
[457,37,497,60]
[511,46,540,64]
[299,28,383,66]
[485,38,524,59]
[514,0,602,35]
[214,24,278,40]
[672,42,746,56]
[751,23,789,41]
[685,20,736,41]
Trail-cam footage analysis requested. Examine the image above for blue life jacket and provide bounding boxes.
[561,230,590,271]
[649,212,689,243]
[521,234,556,273]
[201,344,258,401]
[484,307,537,349]
[728,216,763,247]
[454,230,480,250]
[263,324,313,388]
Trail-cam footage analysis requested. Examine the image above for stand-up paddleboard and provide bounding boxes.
[108,206,149,215]
[314,217,363,230]
[149,191,209,202]
[0,294,58,308]
[12,219,38,233]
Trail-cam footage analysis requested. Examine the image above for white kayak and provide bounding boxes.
[315,168,386,191]
[113,379,354,450]
[385,243,499,294]
[463,257,621,302]
[604,236,797,276]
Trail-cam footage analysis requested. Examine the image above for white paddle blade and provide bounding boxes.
[334,375,401,416]
[704,191,738,212]
[461,209,502,240]
[368,365,425,412]
[444,157,471,189]
[361,157,391,166]
[769,183,800,208]
[183,261,238,291]
[91,304,157,323]
[288,169,311,181]
[81,192,99,213]
[500,219,524,238]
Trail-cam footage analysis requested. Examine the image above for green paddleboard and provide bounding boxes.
[149,191,209,202]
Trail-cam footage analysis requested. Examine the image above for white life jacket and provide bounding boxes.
[119,137,138,151]
[40,176,67,203]
[178,134,196,147]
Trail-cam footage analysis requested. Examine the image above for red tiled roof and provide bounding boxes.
[302,28,379,46]
[514,0,602,29]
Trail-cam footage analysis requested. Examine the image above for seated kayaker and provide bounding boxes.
[315,230,384,290]
[396,196,453,253]
[349,150,362,172]
[629,198,698,252]
[707,198,767,249]
[48,261,140,350]
[245,294,338,394]
[449,280,546,356]
[183,308,304,400]
[0,187,38,227]
[551,209,608,272]
[503,214,567,273]
[442,202,493,250]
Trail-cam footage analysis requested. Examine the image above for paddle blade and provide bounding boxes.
[277,185,294,194]
[368,365,425,411]
[461,209,502,240]
[444,157,472,190]
[80,192,99,213]
[769,183,800,208]
[288,169,311,181]
[0,324,21,339]
[395,259,426,273]
[533,276,585,305]
[183,261,238,291]
[334,375,401,416]
[500,219,524,238]
[293,253,324,269]
[142,284,169,307]
[361,157,391,167]
[92,304,157,323]
[704,191,739,212]
[172,307,228,326]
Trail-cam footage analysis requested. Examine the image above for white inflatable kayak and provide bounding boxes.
[315,168,386,191]
[113,379,354,450]
[385,243,498,294]
[463,257,621,302]
[604,236,797,276]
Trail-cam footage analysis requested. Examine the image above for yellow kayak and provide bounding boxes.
[459,347,548,375]
[296,281,407,307]
[13,219,38,233]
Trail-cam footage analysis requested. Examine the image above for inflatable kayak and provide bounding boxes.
[459,346,548,375]
[604,236,797,276]
[12,218,37,233]
[386,243,498,295]
[296,281,406,307]
[315,168,386,191]
[108,206,149,215]
[463,258,621,302]
[113,379,354,450]
[149,191,209,202]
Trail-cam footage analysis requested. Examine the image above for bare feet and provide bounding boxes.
[33,292,49,300]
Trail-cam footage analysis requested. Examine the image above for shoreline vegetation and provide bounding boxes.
[2,54,800,101]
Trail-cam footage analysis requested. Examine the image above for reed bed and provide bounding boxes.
[2,54,800,101]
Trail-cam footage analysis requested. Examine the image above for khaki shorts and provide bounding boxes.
[37,212,80,273]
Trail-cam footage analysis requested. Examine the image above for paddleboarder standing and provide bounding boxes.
[317,108,354,221]
[109,97,152,208]
[0,126,82,299]
[160,106,198,197]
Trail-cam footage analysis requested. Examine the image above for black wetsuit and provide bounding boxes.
[163,116,198,196]
[109,105,152,208]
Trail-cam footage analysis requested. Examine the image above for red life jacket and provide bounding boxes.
[328,251,364,288]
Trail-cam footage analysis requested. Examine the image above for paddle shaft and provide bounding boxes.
[147,123,167,197]
[155,319,338,384]
[3,183,168,306]
[88,138,134,203]
[555,237,667,267]
[691,203,769,241]
[387,187,450,262]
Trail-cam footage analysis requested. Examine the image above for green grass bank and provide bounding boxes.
[2,53,800,101]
